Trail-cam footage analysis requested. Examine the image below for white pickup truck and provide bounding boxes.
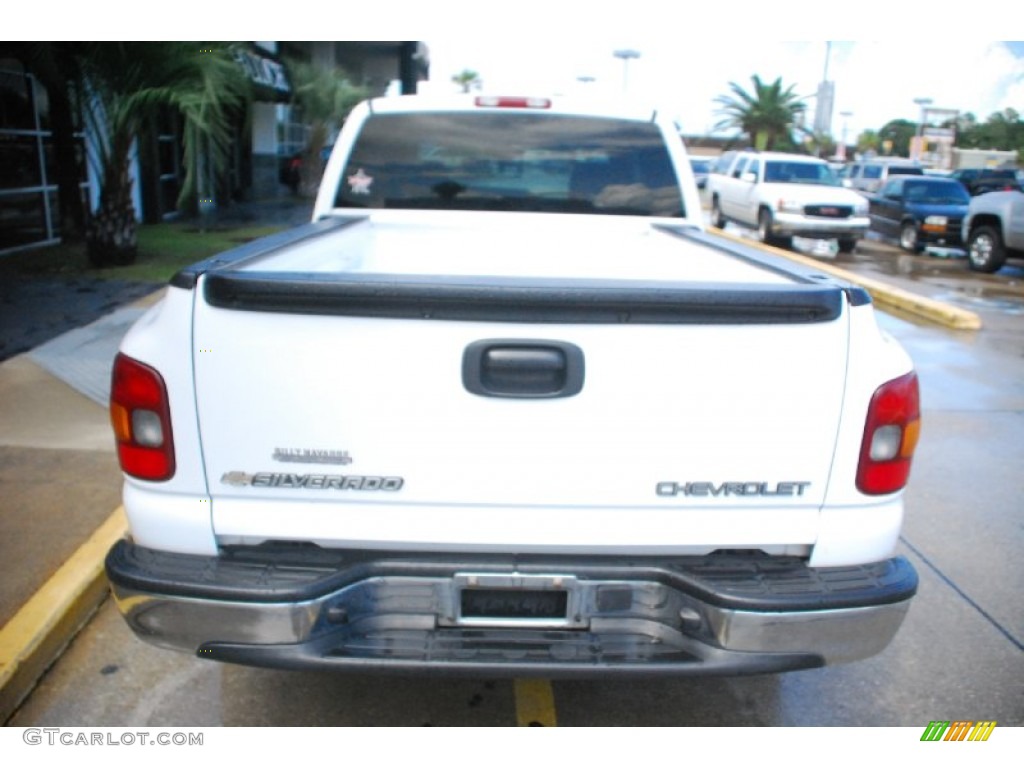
[709,150,870,252]
[105,95,920,677]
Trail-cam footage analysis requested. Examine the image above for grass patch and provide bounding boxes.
[0,222,289,284]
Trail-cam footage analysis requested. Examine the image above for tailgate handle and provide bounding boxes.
[463,340,584,398]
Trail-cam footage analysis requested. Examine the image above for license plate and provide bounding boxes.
[461,588,568,620]
[448,573,585,628]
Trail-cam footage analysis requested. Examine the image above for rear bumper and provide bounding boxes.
[106,541,916,677]
[917,226,965,248]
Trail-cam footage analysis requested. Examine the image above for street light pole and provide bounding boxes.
[839,111,853,161]
[613,49,640,93]
[913,97,933,162]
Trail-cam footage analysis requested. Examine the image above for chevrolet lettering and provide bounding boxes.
[105,93,920,678]
[656,481,812,497]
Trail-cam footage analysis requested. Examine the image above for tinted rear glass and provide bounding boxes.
[713,152,735,174]
[334,112,684,217]
[903,180,970,204]
[979,169,1018,180]
[764,161,838,185]
[888,166,924,176]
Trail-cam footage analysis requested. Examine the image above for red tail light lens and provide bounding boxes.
[856,371,920,495]
[110,353,175,481]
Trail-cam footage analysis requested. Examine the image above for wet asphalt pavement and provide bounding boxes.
[0,197,314,364]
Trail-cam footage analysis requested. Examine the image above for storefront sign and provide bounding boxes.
[233,49,291,100]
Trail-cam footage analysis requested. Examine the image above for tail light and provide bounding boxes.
[856,371,920,495]
[110,353,175,481]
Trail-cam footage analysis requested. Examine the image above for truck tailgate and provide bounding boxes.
[191,215,851,553]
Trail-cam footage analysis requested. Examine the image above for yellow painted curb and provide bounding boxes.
[0,507,127,723]
[710,228,983,331]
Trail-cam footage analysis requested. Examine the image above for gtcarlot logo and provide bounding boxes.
[22,728,203,747]
[920,721,997,742]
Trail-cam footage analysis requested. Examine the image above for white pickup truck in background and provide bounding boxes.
[105,95,920,677]
[709,150,870,252]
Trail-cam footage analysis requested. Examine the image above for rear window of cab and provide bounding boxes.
[334,112,685,218]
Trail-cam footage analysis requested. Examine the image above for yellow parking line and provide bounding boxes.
[709,227,983,331]
[514,678,558,726]
[0,507,126,723]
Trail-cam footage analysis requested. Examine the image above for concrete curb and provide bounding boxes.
[0,507,126,723]
[709,228,984,331]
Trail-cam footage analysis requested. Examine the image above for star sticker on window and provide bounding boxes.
[347,168,374,195]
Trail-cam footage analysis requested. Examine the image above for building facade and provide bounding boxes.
[0,42,429,256]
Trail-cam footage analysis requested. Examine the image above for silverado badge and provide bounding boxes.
[222,471,403,491]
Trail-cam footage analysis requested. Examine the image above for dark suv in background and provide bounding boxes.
[867,176,970,252]
[950,168,1022,197]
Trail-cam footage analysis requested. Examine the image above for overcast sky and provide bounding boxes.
[17,1,1024,145]
[420,39,1024,143]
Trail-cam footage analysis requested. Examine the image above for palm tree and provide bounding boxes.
[285,59,368,197]
[75,42,250,266]
[713,75,807,151]
[451,69,482,93]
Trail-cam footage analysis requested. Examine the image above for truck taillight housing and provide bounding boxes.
[856,371,920,495]
[110,353,175,481]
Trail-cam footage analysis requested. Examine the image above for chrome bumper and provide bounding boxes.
[773,213,870,239]
[106,542,916,677]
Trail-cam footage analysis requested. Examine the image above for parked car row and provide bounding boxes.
[949,167,1023,196]
[859,177,1024,272]
[836,159,1021,197]
[704,150,1023,274]
[842,159,925,194]
[843,162,1022,269]
[866,176,970,252]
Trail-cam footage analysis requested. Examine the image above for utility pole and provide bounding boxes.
[814,41,835,138]
[839,110,853,161]
[913,97,933,162]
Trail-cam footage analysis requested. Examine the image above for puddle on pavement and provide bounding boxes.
[932,290,1024,314]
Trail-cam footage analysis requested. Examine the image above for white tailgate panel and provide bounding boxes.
[193,298,848,552]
